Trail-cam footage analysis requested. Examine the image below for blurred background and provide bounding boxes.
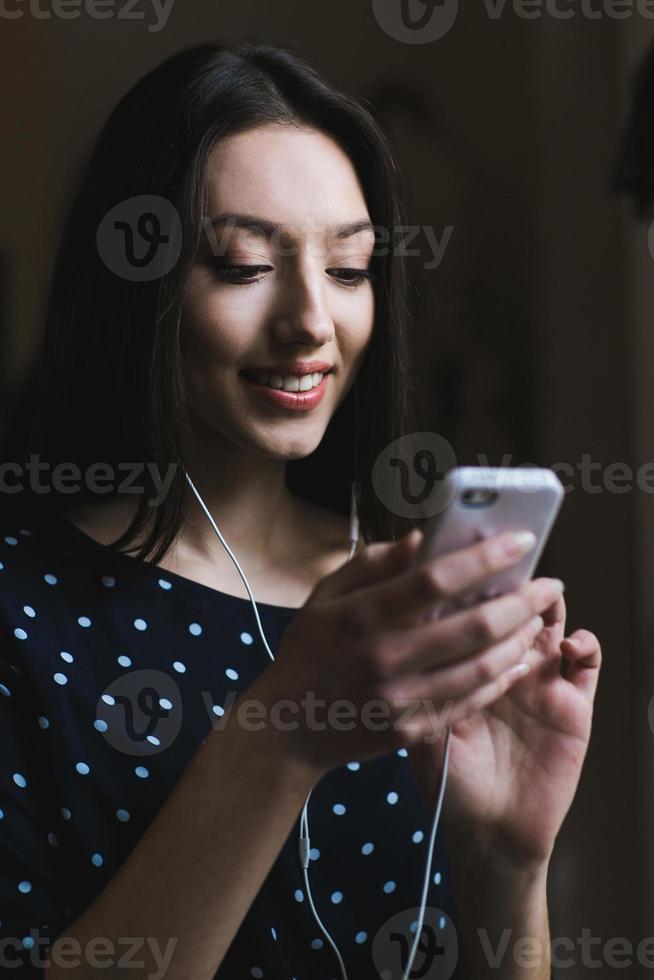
[1,2,652,974]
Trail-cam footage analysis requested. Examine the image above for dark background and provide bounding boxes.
[1,3,653,975]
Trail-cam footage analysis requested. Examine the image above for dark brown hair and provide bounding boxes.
[9,39,418,567]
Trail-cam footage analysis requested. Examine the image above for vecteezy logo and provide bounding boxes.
[372,906,458,979]
[97,669,183,756]
[372,431,457,519]
[372,0,459,44]
[96,195,183,282]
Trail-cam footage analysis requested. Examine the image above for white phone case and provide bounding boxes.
[415,467,564,612]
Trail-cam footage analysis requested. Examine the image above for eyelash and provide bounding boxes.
[212,264,376,288]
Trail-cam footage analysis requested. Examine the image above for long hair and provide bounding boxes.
[8,40,417,568]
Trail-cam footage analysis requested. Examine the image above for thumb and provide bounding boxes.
[560,630,601,700]
[311,526,424,602]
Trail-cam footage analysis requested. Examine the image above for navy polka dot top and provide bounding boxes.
[0,507,456,978]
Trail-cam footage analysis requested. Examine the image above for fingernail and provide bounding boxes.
[504,531,537,558]
[530,615,544,634]
[508,661,531,679]
[550,578,565,593]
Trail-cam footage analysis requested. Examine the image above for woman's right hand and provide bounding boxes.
[237,527,564,779]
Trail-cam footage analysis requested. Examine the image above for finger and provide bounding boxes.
[560,629,602,699]
[386,577,565,677]
[351,529,538,627]
[314,527,422,601]
[391,609,545,704]
[436,656,536,732]
[541,590,566,630]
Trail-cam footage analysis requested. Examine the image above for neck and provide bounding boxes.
[179,421,299,569]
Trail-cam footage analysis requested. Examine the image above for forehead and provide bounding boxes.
[203,123,372,238]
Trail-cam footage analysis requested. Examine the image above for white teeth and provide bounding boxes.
[252,371,325,392]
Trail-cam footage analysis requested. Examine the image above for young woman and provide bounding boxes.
[0,41,601,979]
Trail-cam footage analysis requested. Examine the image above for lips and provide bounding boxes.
[240,370,330,412]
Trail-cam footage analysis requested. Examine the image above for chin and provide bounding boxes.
[244,426,326,461]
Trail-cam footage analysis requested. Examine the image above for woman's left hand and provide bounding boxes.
[408,590,602,870]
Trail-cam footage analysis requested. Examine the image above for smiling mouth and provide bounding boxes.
[241,369,330,393]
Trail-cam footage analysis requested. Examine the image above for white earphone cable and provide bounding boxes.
[183,470,451,980]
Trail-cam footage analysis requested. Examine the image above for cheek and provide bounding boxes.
[180,272,261,367]
[337,289,375,356]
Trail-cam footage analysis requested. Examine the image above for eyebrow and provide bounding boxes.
[209,212,376,240]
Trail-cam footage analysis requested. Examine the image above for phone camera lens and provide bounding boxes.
[461,489,498,507]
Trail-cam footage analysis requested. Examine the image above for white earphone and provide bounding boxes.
[183,469,451,980]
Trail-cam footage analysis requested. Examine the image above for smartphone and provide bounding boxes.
[414,466,564,614]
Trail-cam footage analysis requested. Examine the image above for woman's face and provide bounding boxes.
[180,123,376,459]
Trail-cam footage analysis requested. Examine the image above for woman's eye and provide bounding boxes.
[213,264,272,284]
[328,268,376,288]
[211,263,375,287]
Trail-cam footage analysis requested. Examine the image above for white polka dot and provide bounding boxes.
[13,628,27,640]
[188,622,202,636]
[18,881,32,894]
[101,694,115,705]
[159,698,172,710]
[4,536,17,545]
[212,704,224,717]
[94,719,108,733]
[346,761,360,771]
[386,791,399,805]
[433,871,442,885]
[173,661,186,673]
[133,618,147,631]
[439,915,446,929]
[117,655,131,668]
[134,766,149,779]
[147,734,160,745]
[13,773,26,789]
[77,616,91,628]
[355,931,367,944]
[225,667,239,681]
[23,606,36,618]
[240,631,253,645]
[116,809,130,822]
[47,833,58,846]
[158,578,172,590]
[53,673,68,685]
[22,937,34,949]
[294,889,304,902]
[18,529,31,536]
[330,891,343,904]
[76,762,90,775]
[0,808,4,819]
[61,808,71,820]
[44,574,58,585]
[332,803,346,815]
[361,842,374,855]
[250,969,263,978]
[38,716,49,729]
[60,651,74,663]
[102,576,116,588]
[91,853,103,867]
[383,880,396,894]
[309,848,320,861]
[310,938,324,950]
[0,683,10,697]
[412,830,424,844]
[271,927,277,940]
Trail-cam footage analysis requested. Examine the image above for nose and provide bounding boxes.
[271,259,335,347]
